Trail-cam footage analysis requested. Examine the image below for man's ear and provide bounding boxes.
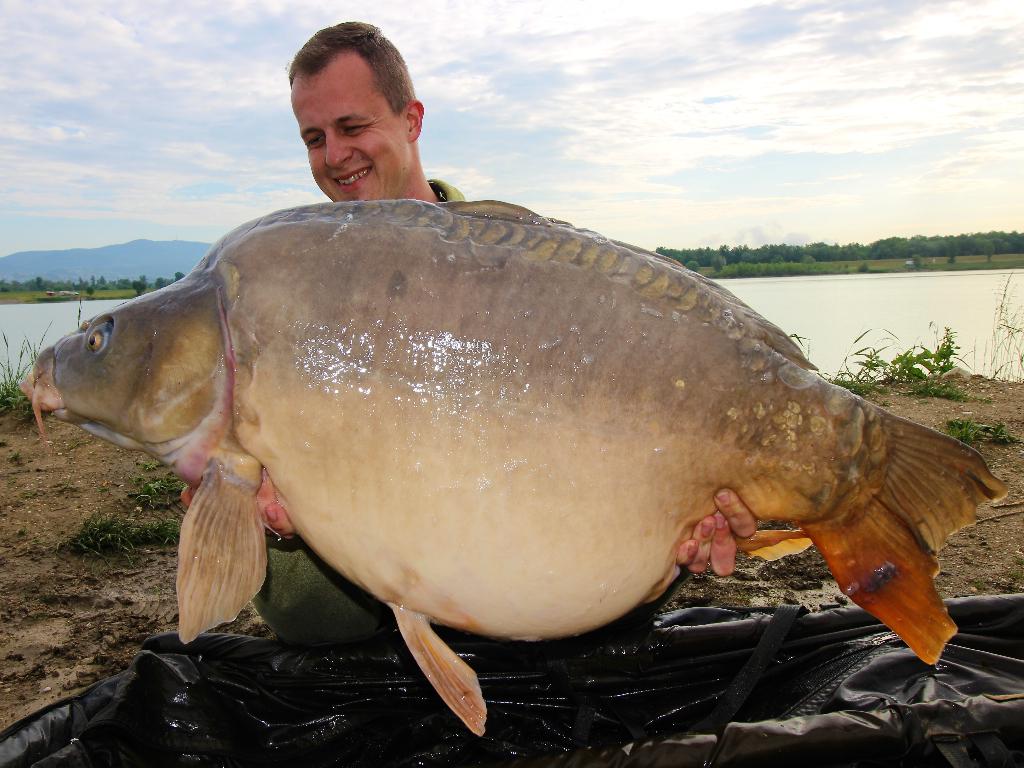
[405,100,425,142]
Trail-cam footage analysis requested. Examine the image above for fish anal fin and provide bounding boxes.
[176,460,266,643]
[737,529,814,561]
[390,603,487,736]
[804,506,953,664]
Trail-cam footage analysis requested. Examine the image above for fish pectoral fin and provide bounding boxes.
[737,529,814,561]
[176,460,266,643]
[389,603,487,736]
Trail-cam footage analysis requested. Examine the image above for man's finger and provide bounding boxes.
[677,538,699,566]
[682,514,716,574]
[714,489,757,538]
[708,512,737,576]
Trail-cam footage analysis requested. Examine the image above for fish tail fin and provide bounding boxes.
[803,414,1006,664]
[176,460,267,643]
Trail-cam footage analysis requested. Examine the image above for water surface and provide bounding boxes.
[2,270,1019,378]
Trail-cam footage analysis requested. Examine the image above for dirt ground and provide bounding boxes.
[1,376,1022,728]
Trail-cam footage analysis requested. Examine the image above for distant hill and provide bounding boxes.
[0,240,211,281]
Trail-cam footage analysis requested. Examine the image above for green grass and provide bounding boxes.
[53,480,79,496]
[946,418,1019,446]
[64,513,180,557]
[127,472,187,509]
[1,333,39,417]
[828,376,881,397]
[908,380,968,400]
[1011,556,1024,587]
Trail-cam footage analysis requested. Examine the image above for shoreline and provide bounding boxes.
[1,264,1021,304]
[699,263,1024,280]
[0,293,134,306]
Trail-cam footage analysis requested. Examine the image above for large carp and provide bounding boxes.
[23,200,1005,735]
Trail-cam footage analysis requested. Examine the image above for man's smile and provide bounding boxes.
[336,167,370,186]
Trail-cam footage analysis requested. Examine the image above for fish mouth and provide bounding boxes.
[20,344,201,472]
[21,349,66,441]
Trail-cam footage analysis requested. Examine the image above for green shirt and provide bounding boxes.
[429,178,465,202]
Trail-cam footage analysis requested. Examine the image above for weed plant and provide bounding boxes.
[987,276,1024,382]
[1,333,40,417]
[830,326,964,399]
[64,513,180,557]
[946,418,1019,447]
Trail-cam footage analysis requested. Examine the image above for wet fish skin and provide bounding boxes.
[22,199,1006,736]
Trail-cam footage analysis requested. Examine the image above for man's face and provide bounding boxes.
[291,52,424,202]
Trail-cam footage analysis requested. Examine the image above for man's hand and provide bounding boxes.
[257,470,295,538]
[677,489,757,576]
[180,469,296,538]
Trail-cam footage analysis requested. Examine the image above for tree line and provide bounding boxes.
[0,272,186,296]
[656,230,1024,272]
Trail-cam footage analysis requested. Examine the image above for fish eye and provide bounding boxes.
[85,318,113,353]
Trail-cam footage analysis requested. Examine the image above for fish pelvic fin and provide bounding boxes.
[176,458,266,643]
[390,603,487,736]
[737,530,814,561]
[804,414,1007,664]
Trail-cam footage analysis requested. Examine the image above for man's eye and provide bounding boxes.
[305,135,324,149]
[343,125,366,136]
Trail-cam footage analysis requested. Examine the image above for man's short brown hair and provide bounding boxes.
[288,22,416,115]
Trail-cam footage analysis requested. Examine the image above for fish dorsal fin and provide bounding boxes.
[759,321,816,371]
[390,603,487,735]
[443,200,553,227]
[176,458,266,642]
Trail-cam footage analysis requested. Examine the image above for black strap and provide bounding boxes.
[606,700,649,742]
[571,701,597,745]
[970,733,1013,768]
[546,658,647,744]
[546,658,597,745]
[691,604,803,733]
[934,731,1014,768]
[934,735,979,768]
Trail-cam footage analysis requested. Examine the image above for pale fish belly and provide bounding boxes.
[237,380,695,640]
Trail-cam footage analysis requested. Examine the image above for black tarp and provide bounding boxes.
[2,594,1022,767]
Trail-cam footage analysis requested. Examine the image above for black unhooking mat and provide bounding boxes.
[2,594,1023,768]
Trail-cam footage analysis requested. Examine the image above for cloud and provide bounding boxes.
[1,0,1022,253]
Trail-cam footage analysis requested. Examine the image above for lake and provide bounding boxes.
[3,269,1020,378]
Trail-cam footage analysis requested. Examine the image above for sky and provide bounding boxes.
[1,0,1022,256]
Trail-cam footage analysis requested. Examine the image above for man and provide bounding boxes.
[289,27,459,205]
[251,22,758,645]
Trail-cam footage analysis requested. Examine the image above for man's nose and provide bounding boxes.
[324,133,352,168]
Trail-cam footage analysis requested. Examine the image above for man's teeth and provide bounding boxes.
[338,169,369,185]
